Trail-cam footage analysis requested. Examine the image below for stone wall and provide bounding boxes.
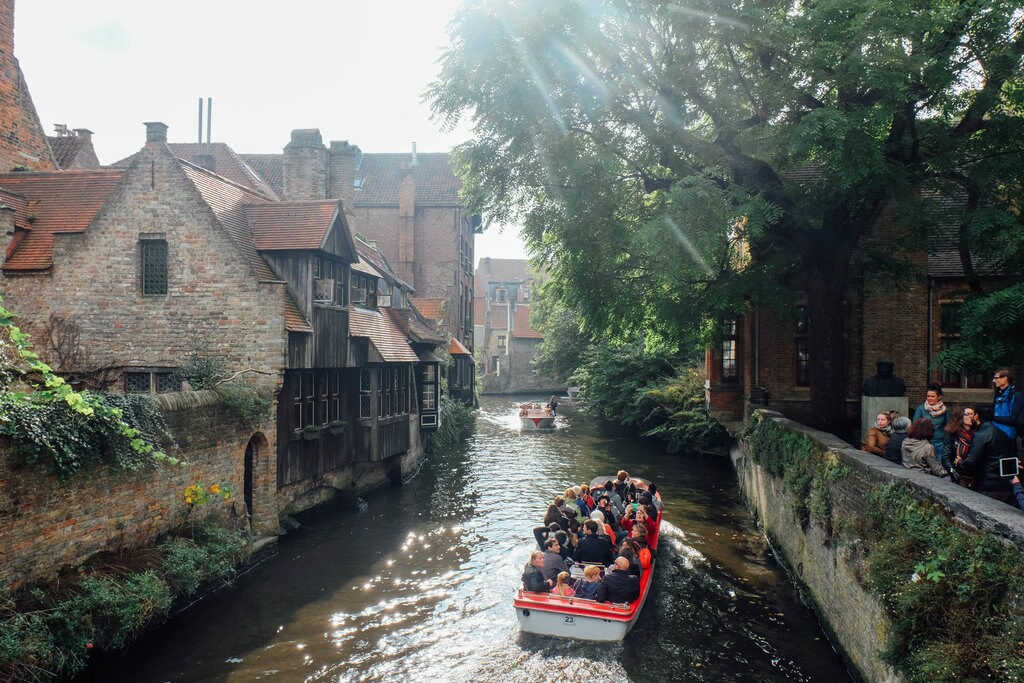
[735,410,1024,682]
[0,390,275,591]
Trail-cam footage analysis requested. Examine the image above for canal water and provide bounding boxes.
[80,396,849,682]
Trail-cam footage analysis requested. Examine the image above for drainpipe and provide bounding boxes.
[927,278,934,381]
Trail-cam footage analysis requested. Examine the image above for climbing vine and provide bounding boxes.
[0,298,177,481]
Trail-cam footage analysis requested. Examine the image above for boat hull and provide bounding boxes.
[520,414,556,430]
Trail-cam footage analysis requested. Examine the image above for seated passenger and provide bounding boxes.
[579,484,595,510]
[533,521,561,550]
[596,556,641,604]
[617,546,642,577]
[554,529,576,560]
[590,510,614,539]
[542,537,568,583]
[552,571,575,597]
[575,564,603,599]
[574,520,614,565]
[563,489,587,526]
[543,504,569,531]
[646,483,663,512]
[521,551,551,593]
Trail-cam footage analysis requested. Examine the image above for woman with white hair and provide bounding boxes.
[883,416,912,464]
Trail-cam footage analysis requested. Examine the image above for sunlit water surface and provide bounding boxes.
[80,397,849,682]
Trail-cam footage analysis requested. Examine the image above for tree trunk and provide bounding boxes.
[805,272,851,438]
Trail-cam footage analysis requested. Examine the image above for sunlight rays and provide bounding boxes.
[664,215,713,276]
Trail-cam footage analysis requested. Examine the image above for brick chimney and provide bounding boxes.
[328,140,361,216]
[398,167,416,270]
[283,129,327,200]
[144,121,168,145]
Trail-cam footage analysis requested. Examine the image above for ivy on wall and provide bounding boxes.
[743,413,1024,682]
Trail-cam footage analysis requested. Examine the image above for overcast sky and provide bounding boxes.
[13,0,527,261]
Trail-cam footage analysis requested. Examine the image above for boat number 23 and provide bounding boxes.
[564,616,574,625]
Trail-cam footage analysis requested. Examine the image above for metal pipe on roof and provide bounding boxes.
[206,97,212,153]
[197,98,203,144]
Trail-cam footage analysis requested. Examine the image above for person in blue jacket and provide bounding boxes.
[991,369,1022,445]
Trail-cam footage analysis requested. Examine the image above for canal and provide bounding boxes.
[80,396,849,682]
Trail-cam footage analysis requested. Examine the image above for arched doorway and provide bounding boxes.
[244,439,256,530]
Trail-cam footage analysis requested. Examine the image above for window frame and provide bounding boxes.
[139,236,168,296]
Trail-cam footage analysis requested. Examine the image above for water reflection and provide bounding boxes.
[79,396,848,682]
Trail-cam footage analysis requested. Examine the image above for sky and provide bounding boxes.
[12,0,528,261]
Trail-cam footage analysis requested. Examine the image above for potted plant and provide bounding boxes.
[302,424,322,441]
[328,419,347,436]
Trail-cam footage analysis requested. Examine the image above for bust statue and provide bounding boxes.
[863,358,906,397]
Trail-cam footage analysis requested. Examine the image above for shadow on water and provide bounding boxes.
[78,396,850,683]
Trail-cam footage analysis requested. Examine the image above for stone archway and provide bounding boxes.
[243,432,272,534]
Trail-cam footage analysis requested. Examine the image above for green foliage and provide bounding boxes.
[0,522,246,682]
[0,298,176,481]
[863,483,1024,682]
[934,283,1024,375]
[430,0,1024,433]
[171,349,229,390]
[216,381,271,425]
[637,367,730,455]
[425,389,476,456]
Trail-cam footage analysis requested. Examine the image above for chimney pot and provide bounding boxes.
[411,141,418,167]
[144,121,168,144]
[73,128,93,141]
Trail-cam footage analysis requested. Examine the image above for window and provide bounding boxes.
[353,273,377,308]
[497,335,507,351]
[496,287,508,303]
[940,302,986,388]
[140,238,168,295]
[421,364,437,411]
[314,257,347,306]
[721,319,739,383]
[360,368,373,418]
[125,369,181,393]
[795,306,809,386]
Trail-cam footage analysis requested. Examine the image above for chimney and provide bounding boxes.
[410,141,418,167]
[328,140,361,216]
[282,129,327,200]
[73,128,93,142]
[144,121,168,145]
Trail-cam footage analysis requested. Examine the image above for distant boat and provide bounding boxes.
[518,403,556,431]
[514,476,661,641]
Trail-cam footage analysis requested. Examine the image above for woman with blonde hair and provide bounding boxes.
[552,571,575,596]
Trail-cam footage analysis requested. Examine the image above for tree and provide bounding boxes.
[430,0,1024,434]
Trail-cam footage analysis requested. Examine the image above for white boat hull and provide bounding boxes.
[521,414,556,430]
[515,604,633,641]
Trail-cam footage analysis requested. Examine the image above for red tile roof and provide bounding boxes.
[449,337,472,355]
[411,297,445,321]
[512,305,543,339]
[0,169,126,271]
[246,201,339,251]
[239,154,283,194]
[349,307,418,362]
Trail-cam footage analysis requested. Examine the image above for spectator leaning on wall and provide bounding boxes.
[956,405,1016,505]
[991,369,1023,449]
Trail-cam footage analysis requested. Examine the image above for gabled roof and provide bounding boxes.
[178,160,310,333]
[114,143,279,201]
[411,297,445,321]
[47,135,99,170]
[246,200,340,251]
[512,305,542,339]
[0,169,126,271]
[356,238,412,290]
[349,307,419,362]
[388,306,445,346]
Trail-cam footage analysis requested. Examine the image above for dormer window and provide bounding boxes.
[496,287,508,303]
[353,273,378,308]
[354,177,365,191]
[313,256,347,306]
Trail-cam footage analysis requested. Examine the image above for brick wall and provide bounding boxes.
[0,390,276,590]
[0,141,289,383]
[0,0,55,172]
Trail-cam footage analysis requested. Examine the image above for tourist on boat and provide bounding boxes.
[621,504,658,545]
[618,546,643,577]
[622,523,648,558]
[912,383,949,455]
[552,571,575,597]
[533,521,561,550]
[861,412,893,456]
[542,537,569,582]
[601,481,625,516]
[554,529,576,560]
[555,495,578,526]
[575,564,604,600]
[595,495,626,543]
[645,484,663,512]
[590,510,615,539]
[574,520,614,565]
[883,416,911,464]
[522,551,551,593]
[548,395,559,416]
[595,557,641,604]
[565,488,588,524]
[544,504,569,532]
[579,484,596,510]
[943,406,979,488]
[901,418,949,479]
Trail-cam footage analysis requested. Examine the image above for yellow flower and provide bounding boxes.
[209,484,221,494]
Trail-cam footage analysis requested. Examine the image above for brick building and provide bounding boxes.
[47,125,100,169]
[0,122,442,530]
[0,0,54,172]
[706,202,1011,434]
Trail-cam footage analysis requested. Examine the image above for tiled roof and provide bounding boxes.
[246,201,339,251]
[356,238,412,290]
[512,305,543,339]
[449,337,472,355]
[411,297,445,321]
[0,169,126,271]
[476,257,530,283]
[113,143,279,200]
[47,136,85,169]
[924,189,1004,279]
[238,151,461,206]
[357,153,461,206]
[405,306,446,345]
[349,307,418,362]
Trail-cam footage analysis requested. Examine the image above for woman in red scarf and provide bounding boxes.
[943,405,978,489]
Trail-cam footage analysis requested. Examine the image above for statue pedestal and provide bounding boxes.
[861,396,907,446]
